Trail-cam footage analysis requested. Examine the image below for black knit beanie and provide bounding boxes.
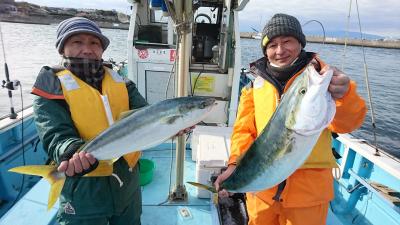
[261,13,306,54]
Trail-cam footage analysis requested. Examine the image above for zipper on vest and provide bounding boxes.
[101,95,114,126]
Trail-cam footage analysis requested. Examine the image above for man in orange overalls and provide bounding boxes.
[215,13,366,225]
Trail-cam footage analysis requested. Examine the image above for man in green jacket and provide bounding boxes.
[32,17,146,225]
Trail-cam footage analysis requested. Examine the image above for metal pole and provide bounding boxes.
[170,0,191,201]
[127,2,138,83]
[228,11,241,126]
[174,0,183,23]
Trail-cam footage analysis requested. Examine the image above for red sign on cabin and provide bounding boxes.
[170,49,176,62]
[138,49,149,59]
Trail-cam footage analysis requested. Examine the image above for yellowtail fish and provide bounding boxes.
[189,65,336,193]
[10,96,216,209]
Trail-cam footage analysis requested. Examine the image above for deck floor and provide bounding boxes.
[141,145,216,225]
[0,143,218,225]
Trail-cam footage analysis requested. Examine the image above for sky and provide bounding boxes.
[16,0,400,38]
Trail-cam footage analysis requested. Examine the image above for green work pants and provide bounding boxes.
[57,187,141,225]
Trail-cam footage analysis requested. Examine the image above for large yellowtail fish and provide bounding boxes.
[10,96,216,209]
[189,65,336,193]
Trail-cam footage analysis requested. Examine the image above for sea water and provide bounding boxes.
[0,22,399,157]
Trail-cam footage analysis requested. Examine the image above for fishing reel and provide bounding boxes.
[2,79,20,91]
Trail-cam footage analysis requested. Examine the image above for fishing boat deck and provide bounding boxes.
[141,144,217,225]
[0,143,218,225]
[1,115,399,225]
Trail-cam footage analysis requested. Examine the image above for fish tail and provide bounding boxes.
[9,165,57,177]
[9,165,64,210]
[187,181,217,193]
[9,161,115,209]
[48,178,65,210]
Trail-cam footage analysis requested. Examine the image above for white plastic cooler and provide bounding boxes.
[191,126,232,198]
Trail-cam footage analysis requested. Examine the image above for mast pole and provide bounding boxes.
[170,0,192,201]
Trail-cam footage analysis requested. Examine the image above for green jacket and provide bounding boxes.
[32,66,147,218]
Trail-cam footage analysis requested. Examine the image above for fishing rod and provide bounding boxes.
[354,0,380,156]
[0,21,27,209]
[343,0,383,158]
[0,21,19,119]
[302,19,326,45]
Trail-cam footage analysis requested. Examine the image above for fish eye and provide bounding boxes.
[299,88,307,95]
[199,102,206,109]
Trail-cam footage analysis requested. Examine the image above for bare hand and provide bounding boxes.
[321,66,350,99]
[57,152,97,176]
[214,164,236,198]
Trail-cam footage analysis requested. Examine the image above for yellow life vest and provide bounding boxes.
[56,68,140,167]
[252,74,337,168]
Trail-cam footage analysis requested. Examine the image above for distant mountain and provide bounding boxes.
[303,30,384,40]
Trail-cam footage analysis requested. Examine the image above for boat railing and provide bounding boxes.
[331,134,400,224]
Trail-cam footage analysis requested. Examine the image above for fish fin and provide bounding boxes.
[9,165,65,210]
[48,178,65,210]
[161,115,183,124]
[123,152,141,168]
[111,158,119,164]
[9,165,56,178]
[187,182,217,193]
[84,160,114,177]
[117,110,136,120]
[117,106,147,121]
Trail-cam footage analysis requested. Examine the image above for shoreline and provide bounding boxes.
[1,19,399,49]
[240,32,400,49]
[306,36,400,49]
[0,15,129,30]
